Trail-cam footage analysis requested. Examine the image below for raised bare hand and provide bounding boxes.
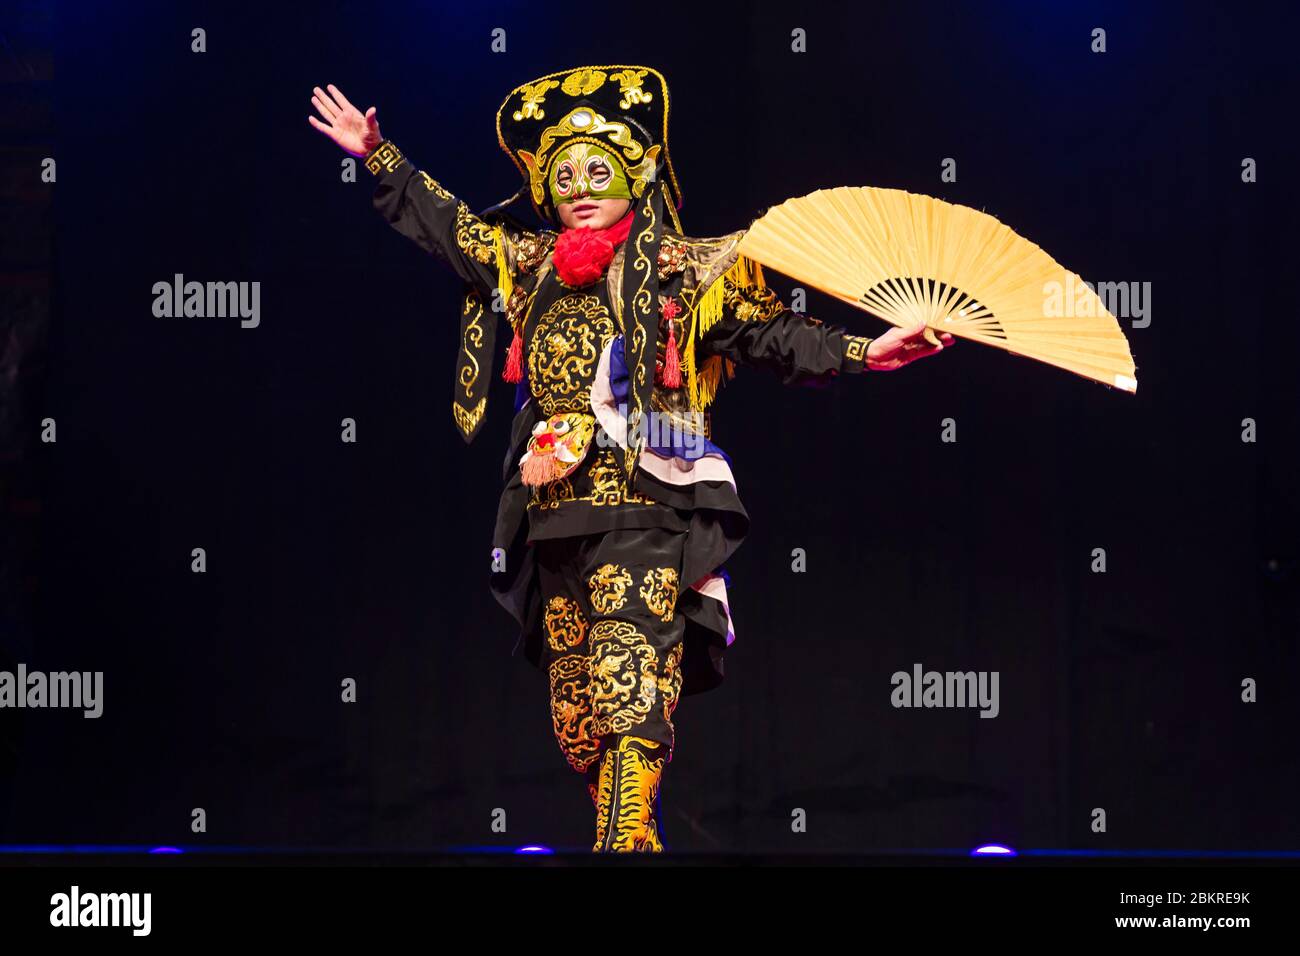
[307,83,382,157]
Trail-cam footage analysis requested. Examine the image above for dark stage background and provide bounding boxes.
[1,0,1295,853]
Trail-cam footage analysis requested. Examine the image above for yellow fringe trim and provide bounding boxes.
[493,225,513,304]
[685,254,765,410]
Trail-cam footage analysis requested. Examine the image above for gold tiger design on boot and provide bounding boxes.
[592,735,667,852]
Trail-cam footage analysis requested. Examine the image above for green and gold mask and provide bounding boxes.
[547,141,632,206]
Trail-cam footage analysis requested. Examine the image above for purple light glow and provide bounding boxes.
[515,845,553,854]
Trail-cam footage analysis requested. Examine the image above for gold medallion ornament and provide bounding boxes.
[588,564,634,614]
[527,294,616,415]
[588,620,659,735]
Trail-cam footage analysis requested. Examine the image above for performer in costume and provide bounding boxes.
[308,67,952,853]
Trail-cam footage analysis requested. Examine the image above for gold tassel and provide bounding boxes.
[696,355,725,407]
[686,254,763,410]
[683,320,698,409]
[493,224,513,303]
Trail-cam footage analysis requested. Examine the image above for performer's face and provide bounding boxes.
[549,142,633,230]
[555,195,632,230]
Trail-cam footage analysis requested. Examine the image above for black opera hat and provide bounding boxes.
[494,65,683,231]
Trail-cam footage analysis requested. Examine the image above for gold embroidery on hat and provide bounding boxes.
[610,69,652,109]
[561,68,606,96]
[513,79,560,121]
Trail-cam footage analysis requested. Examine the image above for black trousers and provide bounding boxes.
[533,526,687,775]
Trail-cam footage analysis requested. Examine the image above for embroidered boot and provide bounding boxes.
[591,734,667,852]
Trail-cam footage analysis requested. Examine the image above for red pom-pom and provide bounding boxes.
[553,228,615,288]
[551,211,635,288]
[520,453,558,486]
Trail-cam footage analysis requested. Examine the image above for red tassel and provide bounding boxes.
[520,453,557,486]
[502,327,523,383]
[662,320,681,389]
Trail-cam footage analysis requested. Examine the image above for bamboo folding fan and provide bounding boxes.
[736,187,1138,392]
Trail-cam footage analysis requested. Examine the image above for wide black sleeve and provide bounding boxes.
[363,139,502,298]
[698,276,874,385]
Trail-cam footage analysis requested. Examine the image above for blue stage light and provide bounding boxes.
[971,844,1017,857]
[515,845,553,854]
